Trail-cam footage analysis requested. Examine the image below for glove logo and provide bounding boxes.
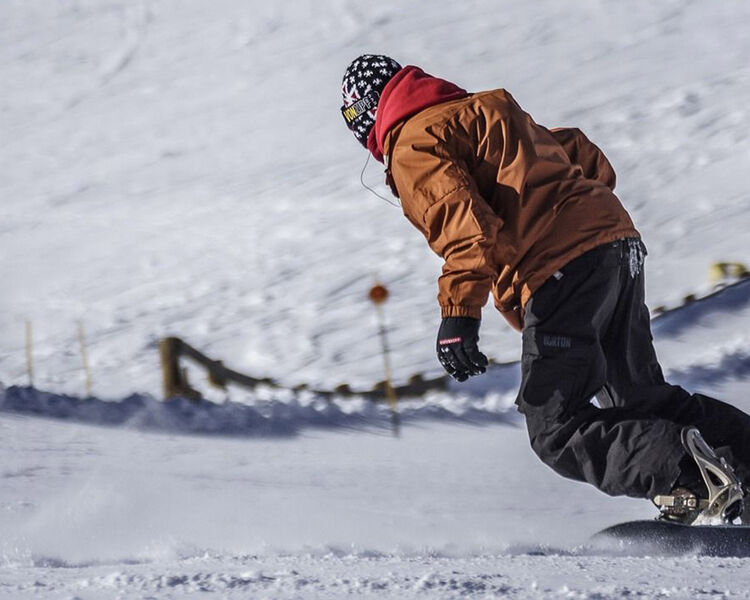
[436,317,488,382]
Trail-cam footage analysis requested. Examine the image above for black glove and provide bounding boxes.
[436,317,488,382]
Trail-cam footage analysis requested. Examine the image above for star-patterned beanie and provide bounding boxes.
[341,54,402,147]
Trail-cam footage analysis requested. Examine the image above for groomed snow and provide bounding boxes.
[2,0,750,598]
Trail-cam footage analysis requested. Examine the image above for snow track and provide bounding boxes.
[3,409,750,599]
[5,552,750,599]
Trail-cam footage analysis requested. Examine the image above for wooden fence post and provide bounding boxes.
[78,322,92,397]
[160,337,183,399]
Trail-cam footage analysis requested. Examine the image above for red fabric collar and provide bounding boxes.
[366,66,468,163]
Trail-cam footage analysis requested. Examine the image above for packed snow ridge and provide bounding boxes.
[0,384,518,437]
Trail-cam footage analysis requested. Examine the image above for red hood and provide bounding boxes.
[366,66,468,163]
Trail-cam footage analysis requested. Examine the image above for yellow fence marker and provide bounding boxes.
[709,262,749,286]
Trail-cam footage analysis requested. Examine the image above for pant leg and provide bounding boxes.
[600,239,692,409]
[601,242,750,484]
[656,393,750,484]
[517,240,686,498]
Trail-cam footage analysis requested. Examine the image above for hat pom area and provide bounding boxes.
[340,54,402,147]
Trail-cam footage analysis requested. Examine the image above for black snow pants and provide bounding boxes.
[516,238,750,499]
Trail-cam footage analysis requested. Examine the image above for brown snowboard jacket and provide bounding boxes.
[381,88,639,330]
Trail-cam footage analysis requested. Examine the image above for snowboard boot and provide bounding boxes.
[654,427,744,525]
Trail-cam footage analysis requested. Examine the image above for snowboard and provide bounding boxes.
[593,520,750,557]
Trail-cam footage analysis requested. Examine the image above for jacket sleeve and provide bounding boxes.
[390,146,501,320]
[549,127,617,191]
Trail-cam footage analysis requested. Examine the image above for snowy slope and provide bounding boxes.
[2,0,750,598]
[2,410,750,600]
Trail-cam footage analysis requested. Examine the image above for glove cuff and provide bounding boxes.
[440,305,482,319]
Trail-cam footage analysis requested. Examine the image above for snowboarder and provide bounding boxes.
[340,54,750,524]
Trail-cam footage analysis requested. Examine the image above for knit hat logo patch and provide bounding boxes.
[341,91,379,126]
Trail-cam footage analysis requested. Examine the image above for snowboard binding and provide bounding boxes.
[654,427,744,525]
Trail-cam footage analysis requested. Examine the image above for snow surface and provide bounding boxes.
[2,0,750,598]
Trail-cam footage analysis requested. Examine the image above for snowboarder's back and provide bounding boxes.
[379,83,637,326]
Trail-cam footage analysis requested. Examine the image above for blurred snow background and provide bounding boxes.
[3,0,749,398]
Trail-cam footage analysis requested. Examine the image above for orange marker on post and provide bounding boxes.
[369,283,399,437]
